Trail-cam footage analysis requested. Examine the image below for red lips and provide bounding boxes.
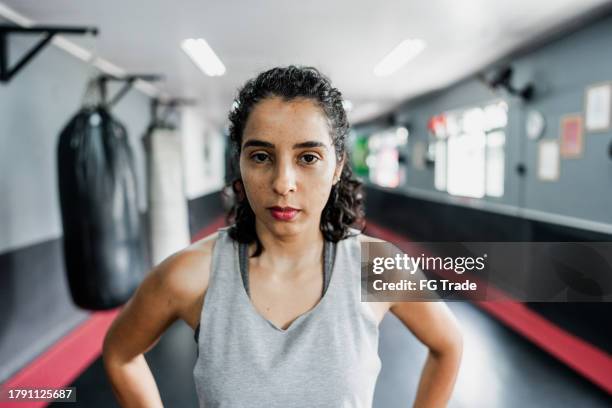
[268,206,300,221]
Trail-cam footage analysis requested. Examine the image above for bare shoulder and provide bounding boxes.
[102,231,220,360]
[153,231,220,327]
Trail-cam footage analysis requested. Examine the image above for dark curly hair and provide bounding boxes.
[223,65,366,257]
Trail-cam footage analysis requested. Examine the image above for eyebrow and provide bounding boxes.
[242,139,327,150]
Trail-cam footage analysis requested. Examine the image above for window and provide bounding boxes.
[431,101,507,198]
[365,126,409,188]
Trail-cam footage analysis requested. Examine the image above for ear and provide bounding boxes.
[233,179,245,200]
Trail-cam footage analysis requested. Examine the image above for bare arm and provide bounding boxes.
[102,239,214,407]
[102,263,173,408]
[390,301,463,408]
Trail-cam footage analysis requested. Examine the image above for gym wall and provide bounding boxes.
[0,17,228,382]
[358,11,612,230]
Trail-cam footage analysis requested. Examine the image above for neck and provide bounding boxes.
[250,219,325,275]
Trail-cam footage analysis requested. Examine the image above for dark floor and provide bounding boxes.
[374,303,612,408]
[50,302,611,407]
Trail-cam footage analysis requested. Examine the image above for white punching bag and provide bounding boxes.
[144,127,191,266]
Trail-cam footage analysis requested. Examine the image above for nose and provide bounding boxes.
[271,158,297,196]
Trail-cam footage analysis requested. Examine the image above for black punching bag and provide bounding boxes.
[57,106,145,310]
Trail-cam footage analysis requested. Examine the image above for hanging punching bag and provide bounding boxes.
[143,126,191,266]
[57,91,145,310]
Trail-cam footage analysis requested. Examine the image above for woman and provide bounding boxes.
[103,66,462,407]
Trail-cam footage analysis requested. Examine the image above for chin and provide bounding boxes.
[263,216,303,233]
[270,219,301,229]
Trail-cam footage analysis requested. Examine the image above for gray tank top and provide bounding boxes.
[192,226,381,407]
[192,231,333,344]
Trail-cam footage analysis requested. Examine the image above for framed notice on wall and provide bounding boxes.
[584,82,611,132]
[559,114,583,158]
[538,139,560,181]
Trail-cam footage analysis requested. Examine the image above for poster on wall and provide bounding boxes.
[559,114,583,158]
[584,82,611,132]
[538,139,560,181]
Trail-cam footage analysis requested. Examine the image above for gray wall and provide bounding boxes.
[514,16,612,224]
[359,12,612,231]
[0,34,152,254]
[0,29,153,382]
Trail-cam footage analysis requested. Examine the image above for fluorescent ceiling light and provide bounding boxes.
[181,38,226,76]
[373,38,426,77]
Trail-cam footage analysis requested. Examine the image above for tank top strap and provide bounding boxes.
[329,227,378,325]
[193,225,236,344]
[238,241,249,295]
[323,239,335,295]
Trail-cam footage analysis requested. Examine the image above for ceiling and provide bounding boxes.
[2,0,611,126]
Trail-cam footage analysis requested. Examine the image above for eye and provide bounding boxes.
[251,153,269,163]
[300,154,320,165]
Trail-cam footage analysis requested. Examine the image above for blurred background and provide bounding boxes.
[0,1,611,407]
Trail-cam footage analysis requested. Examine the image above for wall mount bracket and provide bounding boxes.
[97,74,164,108]
[0,25,98,83]
[150,97,197,128]
[478,66,534,101]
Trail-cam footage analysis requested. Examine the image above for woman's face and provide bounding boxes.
[239,96,344,236]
